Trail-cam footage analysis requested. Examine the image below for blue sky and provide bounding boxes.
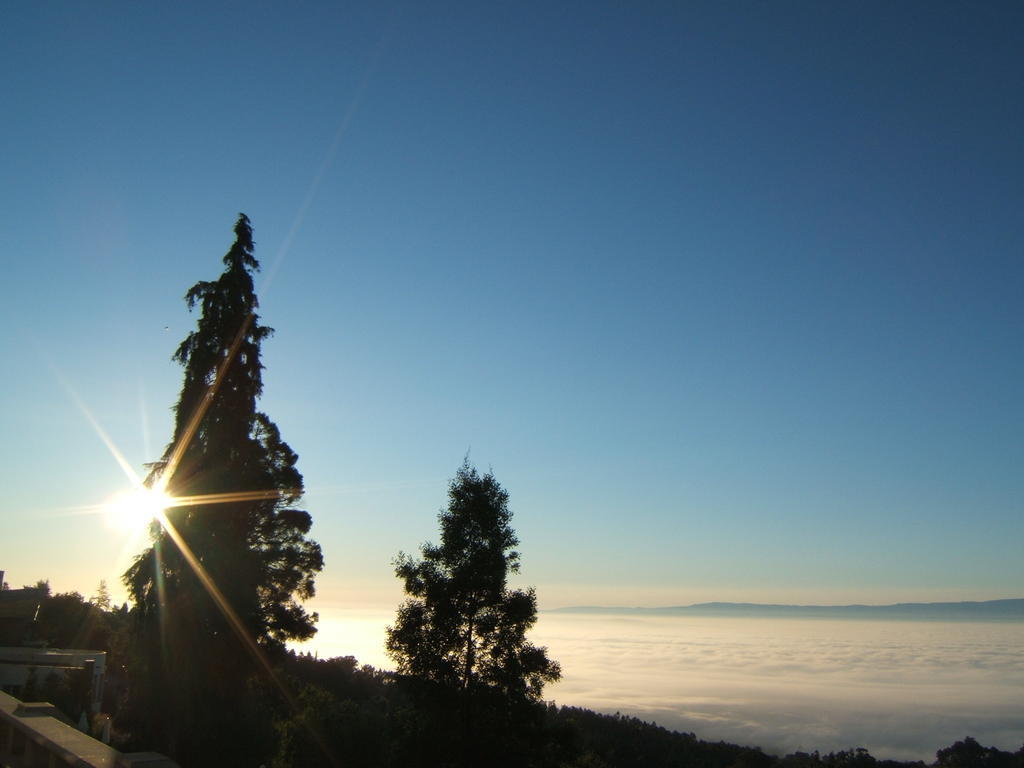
[1,2,1022,611]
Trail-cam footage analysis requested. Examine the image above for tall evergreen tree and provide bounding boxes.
[121,214,323,766]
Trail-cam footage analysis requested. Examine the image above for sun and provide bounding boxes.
[104,486,173,534]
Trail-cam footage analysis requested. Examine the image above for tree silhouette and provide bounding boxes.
[91,579,111,610]
[120,214,322,766]
[387,462,560,702]
[384,463,558,766]
[936,738,1017,768]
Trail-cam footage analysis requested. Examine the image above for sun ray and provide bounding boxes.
[56,372,144,487]
[153,509,256,660]
[156,312,255,496]
[152,508,339,765]
[169,488,296,507]
[259,16,390,302]
[152,537,169,669]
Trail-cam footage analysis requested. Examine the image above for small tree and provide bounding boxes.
[386,462,560,701]
[92,580,112,611]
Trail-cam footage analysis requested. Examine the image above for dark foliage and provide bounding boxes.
[36,591,110,650]
[549,706,757,768]
[935,738,1024,768]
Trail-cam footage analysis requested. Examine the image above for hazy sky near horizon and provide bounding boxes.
[1,3,1022,610]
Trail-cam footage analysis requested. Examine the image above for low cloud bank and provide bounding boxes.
[533,613,1024,762]
[300,608,1024,762]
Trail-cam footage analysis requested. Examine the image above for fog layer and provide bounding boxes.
[302,609,1024,762]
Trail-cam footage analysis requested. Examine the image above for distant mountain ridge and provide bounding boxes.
[550,598,1024,621]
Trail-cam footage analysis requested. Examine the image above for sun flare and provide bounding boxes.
[104,487,173,533]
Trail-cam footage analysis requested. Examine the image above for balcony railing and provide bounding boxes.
[0,691,179,768]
